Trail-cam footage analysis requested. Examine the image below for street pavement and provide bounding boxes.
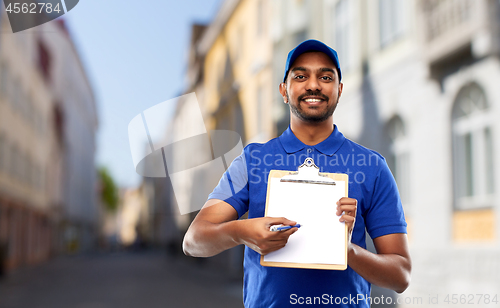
[0,251,244,308]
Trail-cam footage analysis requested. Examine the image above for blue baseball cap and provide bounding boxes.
[283,39,342,82]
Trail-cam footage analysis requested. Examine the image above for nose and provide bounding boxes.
[305,76,321,92]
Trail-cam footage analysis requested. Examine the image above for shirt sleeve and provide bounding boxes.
[207,150,250,218]
[364,156,407,239]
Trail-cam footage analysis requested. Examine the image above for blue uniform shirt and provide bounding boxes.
[208,125,407,308]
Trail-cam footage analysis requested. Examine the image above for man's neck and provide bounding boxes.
[289,117,334,146]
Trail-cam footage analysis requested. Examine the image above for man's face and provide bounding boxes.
[280,52,343,123]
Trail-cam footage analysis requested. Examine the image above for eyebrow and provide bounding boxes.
[320,67,335,74]
[291,67,336,74]
[291,66,307,72]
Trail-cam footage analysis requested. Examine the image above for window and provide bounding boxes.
[38,41,52,81]
[257,0,265,36]
[40,111,46,136]
[234,25,244,61]
[27,93,34,125]
[0,134,5,173]
[39,165,45,191]
[452,84,495,209]
[0,62,9,100]
[18,85,27,120]
[379,0,406,47]
[19,151,27,184]
[386,116,411,207]
[12,78,21,113]
[8,209,17,258]
[27,157,34,188]
[24,154,33,186]
[334,0,353,71]
[10,144,19,179]
[257,85,264,134]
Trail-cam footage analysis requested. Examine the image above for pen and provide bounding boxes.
[270,224,301,232]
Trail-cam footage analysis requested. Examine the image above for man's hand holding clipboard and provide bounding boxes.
[337,197,358,242]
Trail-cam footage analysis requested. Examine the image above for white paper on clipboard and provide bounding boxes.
[262,158,348,269]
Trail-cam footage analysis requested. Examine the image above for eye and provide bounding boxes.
[294,75,306,80]
[320,76,333,81]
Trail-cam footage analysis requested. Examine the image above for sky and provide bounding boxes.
[64,0,223,188]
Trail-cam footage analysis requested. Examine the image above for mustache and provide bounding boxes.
[297,91,329,101]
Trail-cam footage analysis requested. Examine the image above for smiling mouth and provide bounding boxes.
[301,97,327,106]
[303,98,324,103]
[297,91,329,104]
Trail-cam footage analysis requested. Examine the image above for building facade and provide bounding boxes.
[271,0,327,134]
[151,0,278,272]
[0,9,57,271]
[322,0,500,302]
[39,19,99,254]
[200,0,275,143]
[0,11,98,272]
[155,0,500,302]
[270,0,500,304]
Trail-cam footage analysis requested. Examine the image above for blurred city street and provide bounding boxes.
[0,251,243,308]
[1,1,500,307]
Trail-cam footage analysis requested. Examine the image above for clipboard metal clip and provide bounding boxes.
[280,158,336,185]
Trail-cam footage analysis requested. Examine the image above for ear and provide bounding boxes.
[279,82,288,104]
[338,82,343,99]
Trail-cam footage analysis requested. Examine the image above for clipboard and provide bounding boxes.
[260,158,349,270]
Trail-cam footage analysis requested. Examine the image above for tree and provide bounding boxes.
[98,167,119,212]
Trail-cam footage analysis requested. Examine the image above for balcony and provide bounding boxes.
[419,0,493,81]
[424,0,474,43]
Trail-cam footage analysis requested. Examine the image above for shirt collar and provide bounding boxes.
[279,125,346,156]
